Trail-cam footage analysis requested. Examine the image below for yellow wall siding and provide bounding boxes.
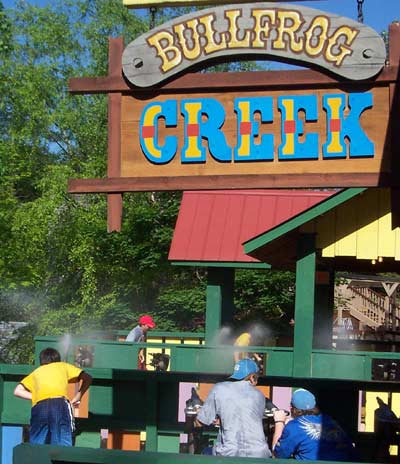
[355,190,379,260]
[395,228,400,260]
[316,211,336,257]
[318,188,400,261]
[335,200,358,257]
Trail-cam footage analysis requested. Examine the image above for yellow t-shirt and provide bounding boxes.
[234,332,251,347]
[21,362,82,406]
[234,332,251,360]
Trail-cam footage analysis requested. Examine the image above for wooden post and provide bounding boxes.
[145,378,158,451]
[293,234,316,377]
[205,267,235,345]
[107,37,123,232]
[389,22,400,228]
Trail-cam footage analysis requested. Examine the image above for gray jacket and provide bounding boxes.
[196,380,271,458]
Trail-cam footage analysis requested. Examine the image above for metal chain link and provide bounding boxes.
[149,7,157,30]
[357,0,365,23]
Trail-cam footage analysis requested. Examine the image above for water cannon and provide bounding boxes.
[264,398,290,419]
[149,352,170,371]
[185,387,203,417]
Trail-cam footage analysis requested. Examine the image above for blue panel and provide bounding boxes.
[2,426,23,464]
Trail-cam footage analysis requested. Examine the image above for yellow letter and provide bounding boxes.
[252,9,276,48]
[325,26,358,66]
[304,16,329,57]
[273,10,304,53]
[147,31,182,72]
[225,9,251,48]
[198,13,228,54]
[173,19,201,61]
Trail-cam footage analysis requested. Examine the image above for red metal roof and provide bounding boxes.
[168,190,333,263]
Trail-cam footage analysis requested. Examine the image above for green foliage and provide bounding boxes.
[234,269,295,331]
[0,0,295,364]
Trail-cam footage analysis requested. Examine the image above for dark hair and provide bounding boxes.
[39,348,61,365]
[291,406,320,418]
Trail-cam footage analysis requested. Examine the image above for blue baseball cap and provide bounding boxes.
[230,358,259,380]
[291,389,316,410]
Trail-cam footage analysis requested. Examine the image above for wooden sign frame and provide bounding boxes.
[68,23,400,231]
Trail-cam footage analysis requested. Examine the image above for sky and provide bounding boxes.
[2,0,399,33]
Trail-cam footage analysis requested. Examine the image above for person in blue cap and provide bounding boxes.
[195,358,271,458]
[272,388,357,461]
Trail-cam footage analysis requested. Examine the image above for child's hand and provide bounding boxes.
[71,391,82,406]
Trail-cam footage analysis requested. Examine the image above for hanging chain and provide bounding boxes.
[149,7,157,30]
[357,0,365,23]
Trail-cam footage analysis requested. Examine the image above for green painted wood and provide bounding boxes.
[74,431,101,448]
[158,434,180,453]
[265,349,293,376]
[205,267,235,345]
[11,442,372,464]
[244,188,366,255]
[171,261,270,269]
[145,379,158,451]
[293,234,316,378]
[1,368,31,424]
[116,331,205,340]
[173,345,234,373]
[312,352,367,380]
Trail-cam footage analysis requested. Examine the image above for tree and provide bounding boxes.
[0,0,295,363]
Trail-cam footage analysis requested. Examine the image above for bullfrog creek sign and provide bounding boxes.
[122,3,386,87]
[68,4,400,230]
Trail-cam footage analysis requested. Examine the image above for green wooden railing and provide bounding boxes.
[12,443,371,464]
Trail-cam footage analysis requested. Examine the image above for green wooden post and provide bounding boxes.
[145,379,158,451]
[313,268,335,349]
[205,267,235,345]
[293,234,316,377]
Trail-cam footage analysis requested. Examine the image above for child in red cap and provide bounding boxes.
[126,314,156,369]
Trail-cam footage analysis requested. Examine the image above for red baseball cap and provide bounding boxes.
[139,315,156,328]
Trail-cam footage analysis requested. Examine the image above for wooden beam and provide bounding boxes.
[69,66,399,95]
[68,173,399,194]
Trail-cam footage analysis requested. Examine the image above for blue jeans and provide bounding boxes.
[30,397,74,446]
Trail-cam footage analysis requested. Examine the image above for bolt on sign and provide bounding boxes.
[68,3,400,209]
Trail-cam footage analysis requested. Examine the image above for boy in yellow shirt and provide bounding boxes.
[14,347,92,446]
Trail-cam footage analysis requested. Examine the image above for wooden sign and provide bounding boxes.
[122,3,386,87]
[120,87,390,183]
[68,21,400,231]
